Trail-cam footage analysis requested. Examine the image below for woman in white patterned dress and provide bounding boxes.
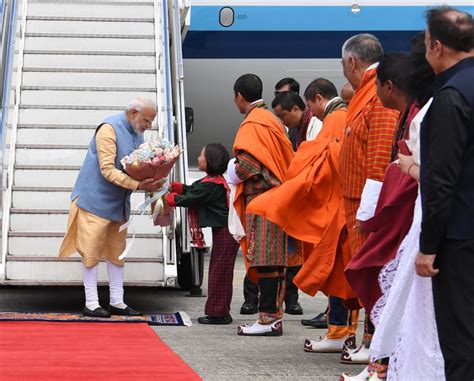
[369,97,445,381]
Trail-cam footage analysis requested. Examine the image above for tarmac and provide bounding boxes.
[0,254,366,380]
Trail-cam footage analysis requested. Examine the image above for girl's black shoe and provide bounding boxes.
[197,315,233,325]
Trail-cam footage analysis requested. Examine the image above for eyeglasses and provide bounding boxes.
[139,111,154,125]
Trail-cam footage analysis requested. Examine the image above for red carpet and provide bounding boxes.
[0,322,201,380]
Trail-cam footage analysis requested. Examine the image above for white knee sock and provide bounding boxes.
[82,263,100,311]
[106,261,127,309]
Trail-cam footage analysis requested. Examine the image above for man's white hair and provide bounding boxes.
[342,33,383,64]
[125,97,157,112]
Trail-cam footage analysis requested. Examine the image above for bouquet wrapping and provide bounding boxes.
[121,140,182,226]
[121,141,182,181]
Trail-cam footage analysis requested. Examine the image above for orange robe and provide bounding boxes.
[246,130,356,301]
[233,107,293,282]
[317,108,346,143]
[339,67,399,257]
[286,108,346,268]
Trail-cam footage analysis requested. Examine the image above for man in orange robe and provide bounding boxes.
[228,74,293,336]
[248,78,359,353]
[271,90,316,315]
[339,34,399,367]
[300,78,360,353]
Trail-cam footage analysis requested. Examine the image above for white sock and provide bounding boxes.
[82,263,100,310]
[106,261,127,309]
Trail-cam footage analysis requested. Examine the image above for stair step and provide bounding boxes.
[29,0,154,3]
[13,186,74,191]
[23,68,156,74]
[14,168,79,187]
[22,71,156,88]
[28,3,154,19]
[14,127,159,146]
[16,146,87,166]
[16,144,89,149]
[23,50,155,56]
[8,233,163,258]
[17,124,97,129]
[5,260,164,282]
[20,90,157,108]
[21,86,156,92]
[0,280,165,287]
[16,107,162,125]
[12,188,149,209]
[20,105,124,111]
[11,208,152,215]
[7,256,163,263]
[29,1,155,5]
[27,18,154,34]
[23,54,155,70]
[9,231,160,238]
[17,109,129,125]
[26,33,154,40]
[10,211,161,234]
[27,16,154,22]
[15,165,82,170]
[25,37,155,53]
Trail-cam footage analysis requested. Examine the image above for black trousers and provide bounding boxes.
[243,265,301,306]
[257,266,285,314]
[433,238,474,381]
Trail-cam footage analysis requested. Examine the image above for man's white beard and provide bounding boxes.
[130,118,144,135]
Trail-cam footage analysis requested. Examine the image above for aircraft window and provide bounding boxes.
[219,7,234,27]
[351,3,361,14]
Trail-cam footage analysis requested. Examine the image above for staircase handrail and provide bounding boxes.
[161,0,174,143]
[1,0,17,207]
[1,0,27,279]
[170,0,190,253]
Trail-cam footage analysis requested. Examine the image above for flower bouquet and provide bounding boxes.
[121,140,182,226]
[121,141,182,181]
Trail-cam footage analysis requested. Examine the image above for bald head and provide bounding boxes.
[341,82,354,105]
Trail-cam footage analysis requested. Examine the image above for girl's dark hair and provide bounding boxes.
[408,32,435,107]
[204,143,230,176]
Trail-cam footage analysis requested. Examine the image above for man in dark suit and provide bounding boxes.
[417,7,474,380]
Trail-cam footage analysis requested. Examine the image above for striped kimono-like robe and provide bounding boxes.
[235,151,287,268]
[339,66,399,257]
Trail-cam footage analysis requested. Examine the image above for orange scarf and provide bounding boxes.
[346,67,377,125]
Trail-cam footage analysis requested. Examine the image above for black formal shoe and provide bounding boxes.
[197,315,233,325]
[285,301,304,315]
[83,306,111,318]
[301,311,328,328]
[240,302,258,315]
[107,304,143,316]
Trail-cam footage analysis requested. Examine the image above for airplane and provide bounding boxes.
[182,0,474,163]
